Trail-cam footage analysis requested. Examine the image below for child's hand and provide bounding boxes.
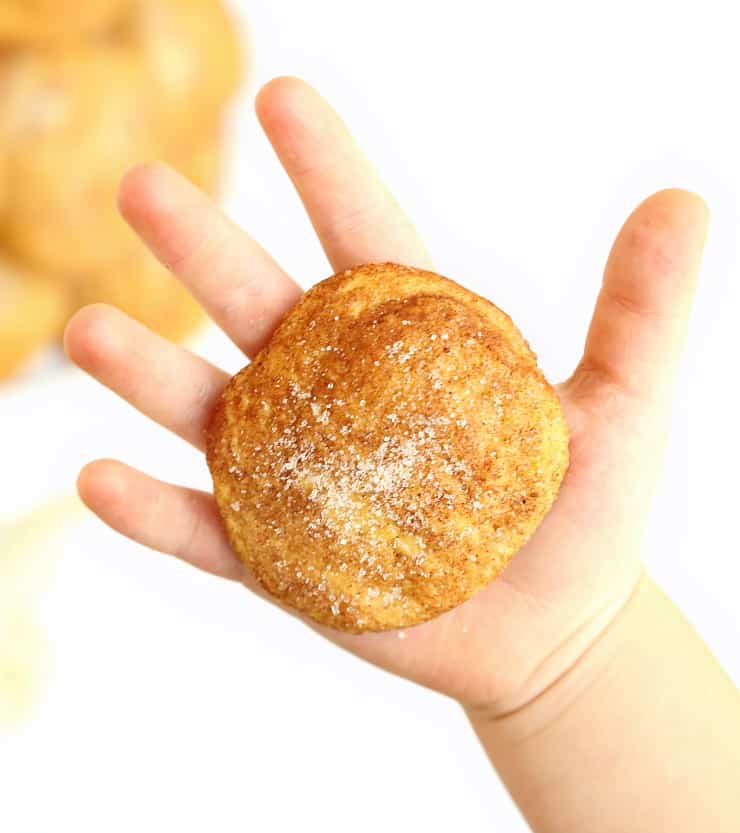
[65,77,739,833]
[64,77,709,717]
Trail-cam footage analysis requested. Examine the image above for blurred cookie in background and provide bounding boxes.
[121,0,243,137]
[72,246,205,343]
[174,122,224,194]
[0,46,166,275]
[0,0,129,44]
[59,127,222,343]
[0,0,243,378]
[0,611,49,731]
[0,258,67,379]
[0,496,84,731]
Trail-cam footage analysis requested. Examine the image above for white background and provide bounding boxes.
[2,1,739,830]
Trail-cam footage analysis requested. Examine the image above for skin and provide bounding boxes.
[64,77,740,831]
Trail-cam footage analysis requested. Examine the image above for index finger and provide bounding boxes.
[118,162,303,358]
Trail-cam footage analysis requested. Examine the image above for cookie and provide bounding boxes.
[0,258,67,379]
[0,0,128,44]
[0,46,166,274]
[72,246,204,343]
[0,611,49,730]
[123,0,243,137]
[206,263,569,632]
[172,123,224,195]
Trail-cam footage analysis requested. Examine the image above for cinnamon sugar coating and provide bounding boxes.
[207,263,569,632]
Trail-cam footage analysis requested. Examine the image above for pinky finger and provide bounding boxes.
[77,459,245,583]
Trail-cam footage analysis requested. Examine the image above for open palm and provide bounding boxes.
[65,77,709,715]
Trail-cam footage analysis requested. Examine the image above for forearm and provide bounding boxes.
[466,573,740,833]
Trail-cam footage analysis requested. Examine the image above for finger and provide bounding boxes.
[77,459,245,582]
[572,188,709,400]
[64,304,227,452]
[256,76,433,272]
[118,162,303,357]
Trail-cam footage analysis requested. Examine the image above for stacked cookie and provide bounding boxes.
[0,0,243,379]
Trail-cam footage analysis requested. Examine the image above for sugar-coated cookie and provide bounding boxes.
[0,0,128,44]
[73,246,204,343]
[207,263,569,632]
[0,47,165,273]
[0,258,66,379]
[123,0,243,137]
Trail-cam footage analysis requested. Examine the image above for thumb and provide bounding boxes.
[571,188,709,403]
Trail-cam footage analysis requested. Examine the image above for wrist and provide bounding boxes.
[461,567,645,723]
[463,573,740,833]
